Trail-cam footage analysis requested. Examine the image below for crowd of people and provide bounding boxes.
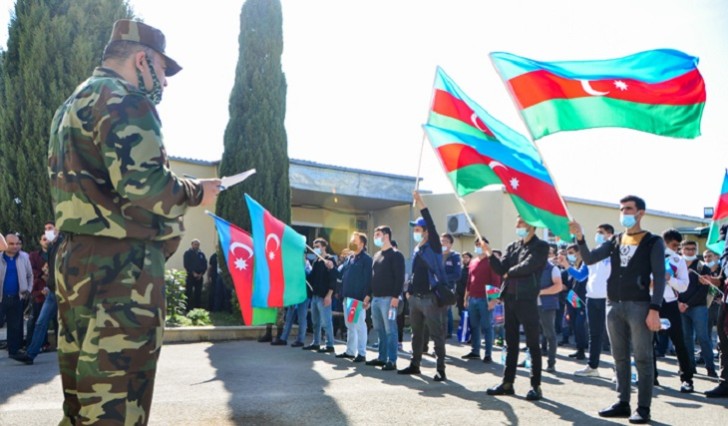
[255,193,728,425]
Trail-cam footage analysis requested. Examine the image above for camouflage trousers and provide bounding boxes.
[55,234,166,426]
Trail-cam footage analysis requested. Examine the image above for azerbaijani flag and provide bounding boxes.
[706,169,728,255]
[245,194,307,308]
[486,285,500,301]
[207,212,277,325]
[345,297,363,323]
[567,289,582,309]
[425,67,571,240]
[490,49,706,140]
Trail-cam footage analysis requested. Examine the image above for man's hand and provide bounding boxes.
[463,298,469,309]
[678,302,688,313]
[556,254,569,269]
[363,297,371,310]
[699,274,720,286]
[324,295,332,307]
[413,190,425,209]
[324,260,334,270]
[199,178,223,206]
[488,299,498,311]
[41,287,50,296]
[481,240,493,257]
[646,309,661,332]
[391,297,399,308]
[568,221,583,241]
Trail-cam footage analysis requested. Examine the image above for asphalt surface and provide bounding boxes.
[1,330,726,425]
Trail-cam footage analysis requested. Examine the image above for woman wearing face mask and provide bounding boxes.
[398,191,449,382]
[559,244,589,361]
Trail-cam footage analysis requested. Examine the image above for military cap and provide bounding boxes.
[108,19,181,76]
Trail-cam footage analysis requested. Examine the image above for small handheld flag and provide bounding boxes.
[486,285,501,301]
[567,289,583,309]
[345,297,363,323]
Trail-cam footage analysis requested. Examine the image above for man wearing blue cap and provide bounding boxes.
[398,191,450,381]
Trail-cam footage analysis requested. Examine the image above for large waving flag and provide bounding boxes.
[490,49,706,140]
[706,170,728,255]
[425,67,571,240]
[245,194,307,308]
[207,212,277,325]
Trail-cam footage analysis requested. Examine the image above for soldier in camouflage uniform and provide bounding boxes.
[48,20,221,425]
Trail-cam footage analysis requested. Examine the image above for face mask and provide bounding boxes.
[683,255,697,262]
[373,237,383,248]
[516,227,528,239]
[441,246,448,253]
[413,232,423,243]
[474,247,483,255]
[595,233,605,245]
[136,54,163,105]
[44,230,56,243]
[620,214,636,228]
[706,260,717,268]
[313,247,322,256]
[567,254,577,264]
[665,248,676,257]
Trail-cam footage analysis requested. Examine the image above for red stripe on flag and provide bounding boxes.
[228,230,255,325]
[263,211,286,307]
[437,144,567,216]
[714,193,728,221]
[508,68,706,110]
[432,89,496,138]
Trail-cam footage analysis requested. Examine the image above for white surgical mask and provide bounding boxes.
[567,254,577,263]
[665,248,676,257]
[44,230,56,243]
[313,247,322,256]
[706,260,717,268]
[595,233,606,245]
[683,254,697,262]
[413,232,423,243]
[516,227,528,239]
[373,237,383,248]
[474,247,483,255]
[620,214,636,228]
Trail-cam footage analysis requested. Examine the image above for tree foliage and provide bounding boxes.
[0,0,132,246]
[216,0,290,232]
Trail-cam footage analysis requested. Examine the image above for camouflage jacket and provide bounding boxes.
[48,67,203,242]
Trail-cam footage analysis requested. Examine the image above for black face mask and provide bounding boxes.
[136,54,163,105]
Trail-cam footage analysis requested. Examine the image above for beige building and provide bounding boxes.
[168,156,710,271]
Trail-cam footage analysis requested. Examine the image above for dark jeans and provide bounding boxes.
[586,298,606,369]
[26,292,58,359]
[2,295,24,355]
[409,294,447,372]
[503,295,541,387]
[718,303,728,382]
[185,275,203,310]
[539,308,557,367]
[653,301,693,383]
[607,301,654,409]
[568,303,587,351]
[25,300,44,346]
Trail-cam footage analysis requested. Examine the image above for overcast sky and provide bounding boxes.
[1,0,726,219]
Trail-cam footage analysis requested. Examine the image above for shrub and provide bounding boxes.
[186,308,212,326]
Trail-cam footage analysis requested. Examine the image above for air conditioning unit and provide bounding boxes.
[446,213,474,236]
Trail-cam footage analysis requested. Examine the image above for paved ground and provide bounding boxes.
[1,329,726,426]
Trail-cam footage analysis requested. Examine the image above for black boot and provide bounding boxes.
[258,325,273,343]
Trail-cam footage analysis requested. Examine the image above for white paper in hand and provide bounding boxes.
[220,169,256,190]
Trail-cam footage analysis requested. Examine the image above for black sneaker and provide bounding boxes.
[317,346,335,353]
[707,368,718,378]
[483,356,493,364]
[486,383,514,396]
[679,381,694,393]
[270,339,287,346]
[382,362,396,371]
[352,355,366,363]
[365,359,386,366]
[568,350,585,359]
[335,352,354,359]
[11,352,33,365]
[461,352,480,360]
[628,407,650,424]
[398,365,421,375]
[302,344,320,351]
[525,386,542,401]
[598,401,631,418]
[257,334,272,343]
[434,370,447,382]
[290,341,304,348]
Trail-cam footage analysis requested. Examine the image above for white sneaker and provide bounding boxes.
[574,366,600,377]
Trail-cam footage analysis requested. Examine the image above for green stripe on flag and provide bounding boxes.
[281,226,307,307]
[522,97,704,139]
[249,308,278,326]
[510,194,571,241]
[446,163,502,197]
[706,219,727,255]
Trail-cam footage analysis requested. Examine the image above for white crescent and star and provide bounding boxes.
[471,113,488,133]
[265,233,281,260]
[229,242,253,271]
[488,161,520,191]
[580,80,610,96]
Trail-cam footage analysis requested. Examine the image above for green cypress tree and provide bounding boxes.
[217,0,290,232]
[0,0,132,244]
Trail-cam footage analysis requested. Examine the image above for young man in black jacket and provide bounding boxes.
[302,238,338,352]
[335,233,372,362]
[570,195,665,424]
[483,216,548,401]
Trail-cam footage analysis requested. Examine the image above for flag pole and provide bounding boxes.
[412,130,426,207]
[305,244,328,262]
[488,55,572,222]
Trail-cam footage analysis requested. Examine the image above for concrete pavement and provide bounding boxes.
[1,333,726,425]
